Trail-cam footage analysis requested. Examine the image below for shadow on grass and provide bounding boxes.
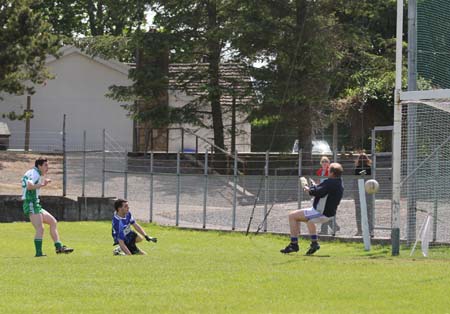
[304,254,331,258]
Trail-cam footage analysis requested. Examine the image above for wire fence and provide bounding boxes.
[2,129,395,240]
[64,151,394,237]
[53,129,395,240]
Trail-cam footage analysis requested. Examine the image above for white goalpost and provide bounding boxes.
[391,0,404,256]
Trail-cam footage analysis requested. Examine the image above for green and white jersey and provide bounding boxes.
[21,167,41,203]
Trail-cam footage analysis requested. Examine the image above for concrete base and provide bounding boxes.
[0,195,116,222]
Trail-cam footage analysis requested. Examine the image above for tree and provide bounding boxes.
[152,0,245,151]
[235,0,400,153]
[0,0,60,98]
[36,0,152,37]
[232,0,343,162]
[330,0,398,151]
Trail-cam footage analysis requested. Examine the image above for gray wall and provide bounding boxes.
[0,195,116,222]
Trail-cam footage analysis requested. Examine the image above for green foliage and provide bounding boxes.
[327,0,399,150]
[34,0,86,37]
[105,30,190,128]
[72,35,134,63]
[0,0,60,97]
[1,110,32,121]
[2,222,450,313]
[36,0,153,37]
[0,0,402,152]
[154,1,222,149]
[237,0,343,152]
[250,116,281,128]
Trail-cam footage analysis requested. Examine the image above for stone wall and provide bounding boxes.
[0,195,116,222]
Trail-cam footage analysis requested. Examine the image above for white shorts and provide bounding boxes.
[303,208,332,224]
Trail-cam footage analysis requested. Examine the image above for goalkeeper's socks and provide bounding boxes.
[34,238,43,256]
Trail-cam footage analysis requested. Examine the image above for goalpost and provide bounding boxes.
[394,0,450,256]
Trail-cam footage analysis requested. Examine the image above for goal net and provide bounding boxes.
[399,100,450,256]
[393,0,450,257]
[416,0,450,90]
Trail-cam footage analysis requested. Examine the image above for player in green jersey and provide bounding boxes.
[22,157,74,257]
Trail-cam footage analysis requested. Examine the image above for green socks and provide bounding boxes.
[34,239,43,256]
[34,240,64,256]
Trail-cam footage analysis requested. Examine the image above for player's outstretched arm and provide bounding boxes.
[133,223,157,243]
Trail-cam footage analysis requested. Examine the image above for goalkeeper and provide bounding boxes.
[112,199,157,255]
[280,162,344,255]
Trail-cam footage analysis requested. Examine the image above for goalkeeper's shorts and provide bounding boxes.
[304,207,331,224]
[23,201,44,217]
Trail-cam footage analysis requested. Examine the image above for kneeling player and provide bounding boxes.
[112,199,157,255]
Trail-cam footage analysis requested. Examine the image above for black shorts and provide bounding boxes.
[113,231,140,254]
[124,231,141,254]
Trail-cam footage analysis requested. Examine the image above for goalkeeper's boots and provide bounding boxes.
[280,242,299,254]
[306,242,320,256]
[56,245,74,254]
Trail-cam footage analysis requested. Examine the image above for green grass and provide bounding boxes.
[1,222,450,313]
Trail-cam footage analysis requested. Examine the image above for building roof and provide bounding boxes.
[0,122,11,136]
[46,46,131,76]
[168,63,256,107]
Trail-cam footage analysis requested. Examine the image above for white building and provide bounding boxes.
[0,46,252,152]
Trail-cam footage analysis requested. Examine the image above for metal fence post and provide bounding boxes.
[232,150,238,230]
[264,151,269,232]
[149,151,154,223]
[298,149,302,209]
[433,148,438,241]
[203,149,208,229]
[82,130,86,197]
[181,128,185,153]
[370,128,377,229]
[166,129,170,154]
[101,129,105,198]
[124,150,128,199]
[62,114,67,197]
[196,136,199,155]
[274,169,278,202]
[176,151,181,226]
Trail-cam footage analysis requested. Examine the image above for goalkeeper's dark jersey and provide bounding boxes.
[309,177,344,217]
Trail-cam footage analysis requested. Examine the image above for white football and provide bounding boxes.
[365,179,379,194]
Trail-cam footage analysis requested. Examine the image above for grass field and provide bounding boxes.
[1,222,450,313]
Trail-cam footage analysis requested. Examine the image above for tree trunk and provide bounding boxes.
[298,104,313,173]
[207,0,225,152]
[86,0,98,35]
[295,0,312,171]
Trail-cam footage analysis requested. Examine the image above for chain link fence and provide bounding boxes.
[1,129,394,240]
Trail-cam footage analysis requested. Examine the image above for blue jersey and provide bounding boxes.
[112,212,136,244]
